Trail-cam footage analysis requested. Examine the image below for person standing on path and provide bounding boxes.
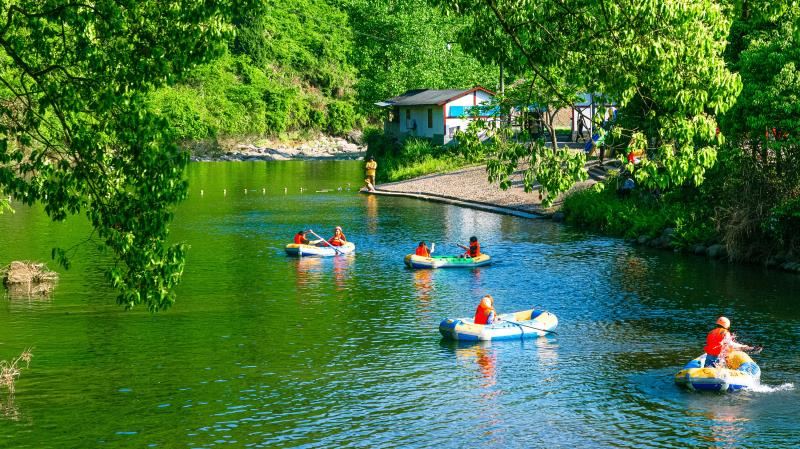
[703,316,756,367]
[365,156,377,191]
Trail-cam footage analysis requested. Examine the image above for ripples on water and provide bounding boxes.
[1,162,799,448]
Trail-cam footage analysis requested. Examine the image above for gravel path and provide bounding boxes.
[374,162,610,214]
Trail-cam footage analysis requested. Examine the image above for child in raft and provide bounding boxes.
[414,241,435,257]
[294,230,308,245]
[474,295,498,325]
[328,226,347,246]
[457,236,480,258]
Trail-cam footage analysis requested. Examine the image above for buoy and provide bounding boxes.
[244,189,247,194]
[284,187,287,194]
[262,188,266,194]
[224,189,227,196]
[200,189,204,196]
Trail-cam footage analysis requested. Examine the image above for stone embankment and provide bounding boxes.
[190,133,366,162]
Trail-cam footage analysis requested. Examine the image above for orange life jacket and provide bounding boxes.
[328,232,346,246]
[474,302,495,325]
[294,233,305,244]
[704,327,729,356]
[415,246,430,257]
[468,241,480,258]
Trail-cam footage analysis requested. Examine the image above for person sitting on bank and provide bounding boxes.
[458,236,480,258]
[474,295,498,325]
[703,316,756,367]
[415,241,434,257]
[618,177,635,198]
[294,230,308,245]
[328,226,347,246]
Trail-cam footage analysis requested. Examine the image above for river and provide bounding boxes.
[1,161,799,448]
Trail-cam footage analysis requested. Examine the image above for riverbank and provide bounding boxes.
[187,132,366,162]
[368,160,612,216]
[367,162,800,275]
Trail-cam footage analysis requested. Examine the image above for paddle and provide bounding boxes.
[307,229,344,255]
[747,345,763,355]
[498,318,557,335]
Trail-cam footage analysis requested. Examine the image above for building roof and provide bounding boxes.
[376,86,494,107]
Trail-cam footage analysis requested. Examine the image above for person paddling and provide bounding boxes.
[703,316,757,367]
[294,230,308,245]
[328,226,347,247]
[458,236,480,258]
[415,241,434,257]
[474,295,498,325]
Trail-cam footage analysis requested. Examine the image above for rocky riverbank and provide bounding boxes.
[626,228,800,274]
[188,133,366,162]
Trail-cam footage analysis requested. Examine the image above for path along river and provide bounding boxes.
[1,161,799,448]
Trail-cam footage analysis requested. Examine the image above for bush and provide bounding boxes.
[327,100,358,136]
[563,177,716,248]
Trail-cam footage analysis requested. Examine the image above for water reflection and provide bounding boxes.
[332,254,354,291]
[293,257,324,289]
[413,269,433,305]
[365,194,378,233]
[455,342,498,389]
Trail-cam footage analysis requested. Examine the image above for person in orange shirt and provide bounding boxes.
[415,241,434,257]
[328,226,347,246]
[458,236,480,258]
[294,230,308,245]
[474,295,498,325]
[703,316,756,367]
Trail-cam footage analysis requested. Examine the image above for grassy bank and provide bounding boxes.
[562,173,716,249]
[366,131,480,183]
[562,150,800,271]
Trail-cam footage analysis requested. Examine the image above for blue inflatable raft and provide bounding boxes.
[439,309,558,341]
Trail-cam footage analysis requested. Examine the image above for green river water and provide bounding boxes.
[1,161,799,448]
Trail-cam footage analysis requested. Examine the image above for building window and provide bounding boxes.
[391,107,400,123]
[427,108,433,128]
[406,109,410,120]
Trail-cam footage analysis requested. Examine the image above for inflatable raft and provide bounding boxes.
[404,253,491,269]
[439,309,558,341]
[285,240,355,257]
[674,351,761,392]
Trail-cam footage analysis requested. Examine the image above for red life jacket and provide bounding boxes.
[474,302,495,325]
[294,234,305,244]
[704,327,729,356]
[329,232,346,246]
[468,241,480,258]
[415,246,430,257]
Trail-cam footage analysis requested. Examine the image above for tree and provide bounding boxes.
[0,1,237,310]
[337,0,498,116]
[436,0,742,199]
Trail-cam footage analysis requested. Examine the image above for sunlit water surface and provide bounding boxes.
[1,161,799,448]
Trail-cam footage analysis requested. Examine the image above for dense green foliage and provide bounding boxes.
[0,1,235,310]
[149,0,360,140]
[337,0,498,117]
[148,0,498,141]
[563,2,800,262]
[436,0,741,203]
[563,174,717,248]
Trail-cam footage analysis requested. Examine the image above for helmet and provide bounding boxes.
[716,316,730,329]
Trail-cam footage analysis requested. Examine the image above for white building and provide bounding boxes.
[376,87,496,145]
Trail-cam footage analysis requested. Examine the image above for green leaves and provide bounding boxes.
[0,1,239,310]
[438,0,742,192]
